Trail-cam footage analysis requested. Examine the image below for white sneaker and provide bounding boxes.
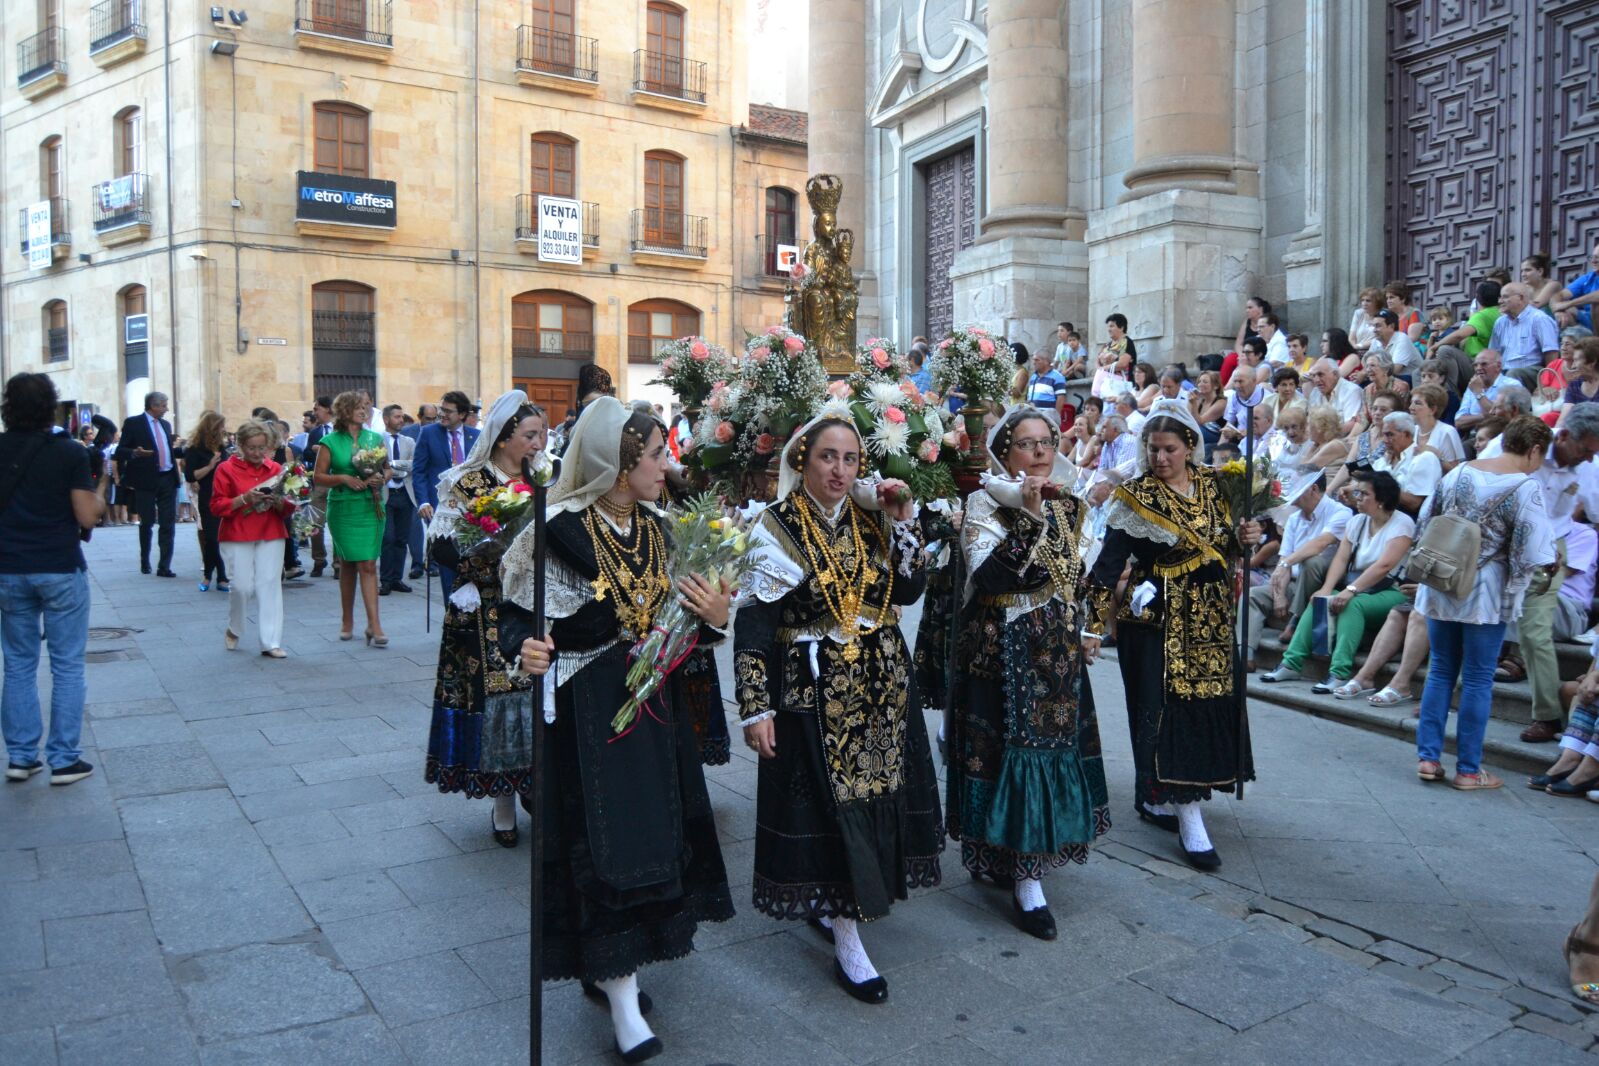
[1260,665,1302,683]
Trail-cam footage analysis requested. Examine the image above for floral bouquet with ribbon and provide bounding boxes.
[650,335,738,410]
[820,338,956,503]
[455,479,536,550]
[612,493,755,737]
[350,444,390,519]
[280,463,322,538]
[1214,455,1283,523]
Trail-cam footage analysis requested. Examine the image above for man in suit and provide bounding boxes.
[115,391,179,576]
[301,396,333,576]
[399,403,436,580]
[413,390,479,599]
[378,404,417,594]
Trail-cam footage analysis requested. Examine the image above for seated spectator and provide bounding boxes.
[1086,413,1137,498]
[1306,357,1365,435]
[1259,313,1290,366]
[1131,361,1160,412]
[1269,406,1316,473]
[1456,347,1516,436]
[1530,654,1599,796]
[1263,366,1305,423]
[1408,384,1465,472]
[1023,349,1069,413]
[1348,391,1401,471]
[1500,519,1598,686]
[1490,383,1534,424]
[1113,390,1146,435]
[1420,306,1455,356]
[1560,336,1599,424]
[1233,295,1269,355]
[1054,322,1088,378]
[1244,474,1351,671]
[1323,327,1362,381]
[1211,441,1242,467]
[1348,287,1383,354]
[1485,282,1560,372]
[1551,324,1595,380]
[1239,403,1273,460]
[1188,370,1227,455]
[1415,416,1556,788]
[1362,353,1406,411]
[1157,364,1188,401]
[1262,469,1415,693]
[1415,360,1462,424]
[1385,280,1424,342]
[1521,253,1565,315]
[1345,583,1431,706]
[1432,280,1503,389]
[1286,333,1315,374]
[1550,241,1599,330]
[1305,405,1352,474]
[1536,367,1566,425]
[1370,310,1422,375]
[1471,417,1507,459]
[1376,411,1443,517]
[1220,363,1266,442]
[1066,412,1101,488]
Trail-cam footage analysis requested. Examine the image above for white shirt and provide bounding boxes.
[1224,383,1267,432]
[1264,331,1290,366]
[1282,496,1351,576]
[1346,510,1416,574]
[1387,444,1443,499]
[1417,421,1464,464]
[1529,447,1599,541]
[1373,332,1422,371]
[1308,378,1364,424]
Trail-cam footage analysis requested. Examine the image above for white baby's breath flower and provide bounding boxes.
[867,419,911,457]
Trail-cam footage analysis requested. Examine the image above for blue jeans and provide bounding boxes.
[1417,618,1506,775]
[0,571,91,769]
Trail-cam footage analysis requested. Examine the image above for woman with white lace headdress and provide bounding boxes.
[496,396,733,1064]
[1082,398,1260,872]
[946,406,1109,941]
[733,407,942,1005]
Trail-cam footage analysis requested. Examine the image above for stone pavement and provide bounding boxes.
[2,526,1597,1065]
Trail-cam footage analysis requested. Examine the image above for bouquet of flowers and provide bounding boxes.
[690,326,827,500]
[847,337,912,388]
[277,463,321,538]
[927,325,1012,407]
[650,335,738,410]
[455,479,536,550]
[350,444,389,519]
[613,494,755,736]
[824,338,956,503]
[1214,456,1283,522]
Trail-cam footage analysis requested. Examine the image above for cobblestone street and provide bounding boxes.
[2,528,1597,1064]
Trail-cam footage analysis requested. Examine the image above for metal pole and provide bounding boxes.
[527,473,548,1066]
[1234,390,1261,801]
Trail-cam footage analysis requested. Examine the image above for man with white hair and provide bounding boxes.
[1454,348,1516,437]
[1220,363,1265,440]
[1305,358,1363,435]
[1244,473,1350,670]
[1085,414,1138,506]
[1486,281,1560,371]
[1114,391,1146,435]
[1375,411,1441,517]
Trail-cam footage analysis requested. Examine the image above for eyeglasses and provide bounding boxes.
[1009,438,1055,453]
[1346,488,1369,500]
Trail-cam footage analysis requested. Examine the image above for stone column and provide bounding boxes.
[979,0,1073,240]
[1122,0,1239,199]
[806,0,866,242]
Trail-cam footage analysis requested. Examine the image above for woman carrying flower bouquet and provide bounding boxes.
[1083,399,1260,871]
[313,391,388,645]
[498,397,733,1064]
[948,406,1109,939]
[734,411,942,1005]
[210,419,296,658]
[422,391,550,848]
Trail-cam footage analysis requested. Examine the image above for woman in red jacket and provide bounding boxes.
[211,419,294,658]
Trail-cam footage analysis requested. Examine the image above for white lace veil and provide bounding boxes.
[1136,397,1206,475]
[426,389,531,543]
[776,409,864,501]
[545,395,632,519]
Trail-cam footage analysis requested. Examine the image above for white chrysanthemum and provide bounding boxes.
[867,419,911,457]
[817,396,853,420]
[864,381,906,415]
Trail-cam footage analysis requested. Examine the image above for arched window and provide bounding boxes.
[313,102,369,177]
[627,298,699,364]
[512,289,594,360]
[311,281,377,398]
[530,132,576,198]
[115,107,143,177]
[43,299,68,363]
[642,149,683,248]
[643,2,685,93]
[764,186,796,275]
[119,285,149,382]
[40,135,63,199]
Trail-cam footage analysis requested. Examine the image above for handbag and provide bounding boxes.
[1340,514,1396,596]
[1408,478,1526,599]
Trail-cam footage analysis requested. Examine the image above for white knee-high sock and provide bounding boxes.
[1014,875,1047,912]
[1145,802,1174,817]
[830,916,880,983]
[595,973,655,1052]
[1175,803,1213,853]
[492,794,516,831]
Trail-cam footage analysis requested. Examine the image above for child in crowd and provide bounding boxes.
[1420,306,1454,354]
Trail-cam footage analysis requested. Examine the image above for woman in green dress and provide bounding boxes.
[313,390,389,645]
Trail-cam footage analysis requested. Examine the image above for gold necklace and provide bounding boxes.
[595,492,636,526]
[792,494,894,664]
[584,508,669,640]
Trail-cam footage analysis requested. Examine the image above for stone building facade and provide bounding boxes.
[1,0,808,429]
[814,0,1599,365]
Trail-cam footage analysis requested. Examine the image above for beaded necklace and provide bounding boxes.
[792,492,894,664]
[584,506,671,641]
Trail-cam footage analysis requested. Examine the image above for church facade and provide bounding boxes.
[808,0,1599,363]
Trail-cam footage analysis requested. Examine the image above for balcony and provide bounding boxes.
[18,198,72,265]
[630,209,707,266]
[294,0,393,62]
[312,310,376,350]
[763,232,799,280]
[631,49,707,113]
[17,27,66,98]
[514,195,598,259]
[513,330,595,363]
[627,336,661,365]
[89,0,146,66]
[516,26,598,93]
[46,327,69,364]
[93,174,153,246]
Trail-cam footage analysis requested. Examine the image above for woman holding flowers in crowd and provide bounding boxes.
[210,419,296,658]
[312,390,389,645]
[423,390,550,848]
[1083,399,1260,871]
[947,406,1109,939]
[734,408,942,1004]
[498,397,733,1064]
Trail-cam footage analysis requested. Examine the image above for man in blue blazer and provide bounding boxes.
[399,402,436,579]
[412,390,479,599]
[114,391,180,576]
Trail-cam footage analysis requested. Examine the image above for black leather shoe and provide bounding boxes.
[1135,802,1179,833]
[491,811,518,848]
[409,569,424,580]
[156,569,176,578]
[614,1036,662,1063]
[378,584,392,596]
[392,581,413,593]
[1547,776,1599,798]
[1012,896,1058,941]
[581,981,653,1016]
[1179,841,1221,871]
[141,562,152,574]
[833,959,888,1004]
[1529,768,1572,790]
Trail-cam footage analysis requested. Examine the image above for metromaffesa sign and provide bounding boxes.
[295,171,398,229]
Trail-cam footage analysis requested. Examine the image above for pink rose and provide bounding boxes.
[919,439,941,463]
[939,339,951,350]
[978,338,995,358]
[884,406,906,424]
[783,335,804,353]
[712,379,726,389]
[661,358,676,374]
[690,341,709,361]
[707,393,725,413]
[714,421,735,444]
[750,345,770,363]
[924,391,940,405]
[480,517,501,535]
[767,326,782,336]
[871,347,890,369]
[898,380,922,403]
[827,379,852,398]
[754,433,776,455]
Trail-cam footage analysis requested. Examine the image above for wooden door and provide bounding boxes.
[529,0,576,72]
[41,137,62,200]
[921,146,977,341]
[643,151,683,248]
[645,3,684,93]
[312,0,366,38]
[515,379,578,427]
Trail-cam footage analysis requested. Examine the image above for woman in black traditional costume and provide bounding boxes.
[499,396,734,1063]
[1082,398,1258,871]
[948,406,1109,939]
[422,390,549,847]
[734,410,942,1004]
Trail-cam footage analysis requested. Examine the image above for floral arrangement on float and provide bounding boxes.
[649,335,738,412]
[824,337,957,503]
[928,325,1013,477]
[689,325,827,502]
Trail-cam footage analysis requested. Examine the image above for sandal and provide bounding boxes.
[1368,686,1414,707]
[1451,770,1503,791]
[1562,927,1599,1006]
[1333,680,1375,700]
[1493,656,1526,683]
[1417,760,1446,782]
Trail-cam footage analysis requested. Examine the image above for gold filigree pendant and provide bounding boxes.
[842,640,861,664]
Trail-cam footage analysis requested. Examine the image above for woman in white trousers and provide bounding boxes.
[209,419,294,658]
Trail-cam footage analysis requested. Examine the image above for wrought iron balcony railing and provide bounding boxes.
[18,27,66,86]
[93,173,152,232]
[89,0,146,54]
[47,327,69,363]
[311,310,376,349]
[512,330,595,361]
[632,49,706,102]
[294,0,393,48]
[630,208,707,257]
[515,195,599,247]
[516,26,598,81]
[17,198,71,255]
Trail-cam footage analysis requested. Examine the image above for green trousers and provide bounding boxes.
[1521,538,1568,724]
[1282,588,1409,680]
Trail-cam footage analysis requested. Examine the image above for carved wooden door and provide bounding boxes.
[923,146,977,341]
[1388,0,1599,310]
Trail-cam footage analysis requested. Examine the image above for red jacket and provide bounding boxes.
[210,456,291,542]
